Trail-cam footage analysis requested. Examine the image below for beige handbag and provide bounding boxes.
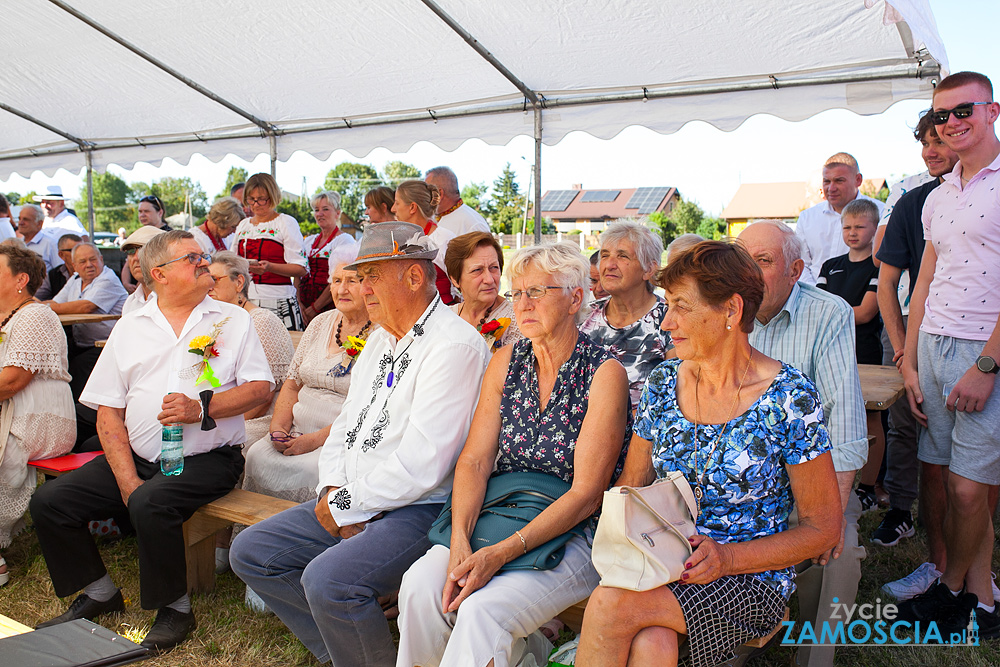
[591,472,699,591]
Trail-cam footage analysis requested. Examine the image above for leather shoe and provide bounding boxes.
[36,590,125,628]
[140,607,196,653]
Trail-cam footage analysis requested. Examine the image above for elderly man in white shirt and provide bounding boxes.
[17,204,62,272]
[46,243,128,399]
[231,221,490,667]
[426,166,491,235]
[795,153,884,285]
[34,185,89,241]
[30,230,273,654]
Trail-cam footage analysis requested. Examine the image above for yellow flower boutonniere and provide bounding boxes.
[186,318,230,387]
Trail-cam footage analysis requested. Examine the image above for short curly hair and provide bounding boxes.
[0,243,46,295]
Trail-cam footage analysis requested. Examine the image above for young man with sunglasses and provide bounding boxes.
[30,230,273,654]
[897,71,1000,639]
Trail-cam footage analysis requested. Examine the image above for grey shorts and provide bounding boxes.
[916,332,1000,485]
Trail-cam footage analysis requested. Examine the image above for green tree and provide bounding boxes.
[219,167,249,199]
[487,163,526,234]
[277,198,319,237]
[4,192,20,207]
[460,182,488,214]
[696,217,726,240]
[653,198,716,246]
[323,162,383,221]
[147,177,208,220]
[77,172,134,233]
[19,192,38,205]
[381,161,421,188]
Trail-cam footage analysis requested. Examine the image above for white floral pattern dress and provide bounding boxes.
[0,303,75,546]
[243,307,294,447]
[242,310,368,503]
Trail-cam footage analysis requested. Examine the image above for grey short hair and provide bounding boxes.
[211,250,250,299]
[748,220,803,265]
[666,233,705,261]
[21,204,44,222]
[57,233,82,248]
[841,198,880,226]
[508,242,589,324]
[311,191,342,211]
[141,230,194,286]
[600,220,664,292]
[70,242,101,262]
[425,167,460,196]
[328,242,360,280]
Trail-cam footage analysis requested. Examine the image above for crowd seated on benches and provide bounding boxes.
[4,80,1000,664]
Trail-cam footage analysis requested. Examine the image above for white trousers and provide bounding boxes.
[396,537,599,667]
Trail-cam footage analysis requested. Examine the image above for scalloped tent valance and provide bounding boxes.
[1,0,947,233]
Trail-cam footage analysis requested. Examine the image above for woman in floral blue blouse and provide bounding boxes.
[578,241,841,667]
[396,243,631,667]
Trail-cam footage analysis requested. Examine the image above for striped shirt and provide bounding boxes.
[748,282,868,472]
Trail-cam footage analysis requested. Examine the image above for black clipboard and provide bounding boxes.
[0,619,148,666]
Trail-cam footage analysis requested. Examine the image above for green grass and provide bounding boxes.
[2,496,998,665]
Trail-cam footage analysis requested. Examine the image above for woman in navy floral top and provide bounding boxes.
[396,243,631,667]
[578,241,841,667]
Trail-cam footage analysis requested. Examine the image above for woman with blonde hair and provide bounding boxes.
[192,197,243,254]
[298,191,354,323]
[234,173,308,330]
[392,180,457,304]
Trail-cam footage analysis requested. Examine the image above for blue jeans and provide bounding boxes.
[230,499,441,665]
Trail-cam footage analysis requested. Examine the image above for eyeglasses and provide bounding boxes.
[156,252,212,269]
[246,196,271,205]
[269,430,302,443]
[505,285,568,303]
[122,247,139,257]
[930,102,991,125]
[211,274,229,284]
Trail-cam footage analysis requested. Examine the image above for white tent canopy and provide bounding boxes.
[3,0,947,233]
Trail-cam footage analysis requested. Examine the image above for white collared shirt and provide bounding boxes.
[44,209,88,238]
[52,265,128,346]
[81,296,275,462]
[0,217,14,241]
[121,285,156,316]
[437,203,490,236]
[317,295,490,524]
[795,193,884,285]
[24,231,63,271]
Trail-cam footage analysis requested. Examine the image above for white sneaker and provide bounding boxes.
[881,562,942,600]
[992,572,1000,604]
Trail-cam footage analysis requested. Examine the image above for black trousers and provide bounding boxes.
[30,445,244,610]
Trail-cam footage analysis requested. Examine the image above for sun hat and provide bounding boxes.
[121,225,166,251]
[345,221,439,270]
[32,185,68,202]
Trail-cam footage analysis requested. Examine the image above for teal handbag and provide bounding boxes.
[428,470,588,571]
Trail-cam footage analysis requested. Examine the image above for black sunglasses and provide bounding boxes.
[139,195,164,212]
[930,102,991,125]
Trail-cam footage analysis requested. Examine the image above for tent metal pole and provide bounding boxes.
[269,134,277,178]
[47,0,278,137]
[85,150,95,239]
[419,0,540,107]
[533,106,542,245]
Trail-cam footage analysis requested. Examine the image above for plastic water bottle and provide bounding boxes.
[160,423,184,476]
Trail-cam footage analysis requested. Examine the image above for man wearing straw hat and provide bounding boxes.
[231,221,490,667]
[33,185,88,240]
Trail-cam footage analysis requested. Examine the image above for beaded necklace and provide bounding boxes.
[0,298,34,344]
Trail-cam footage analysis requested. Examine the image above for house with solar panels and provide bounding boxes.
[536,185,680,235]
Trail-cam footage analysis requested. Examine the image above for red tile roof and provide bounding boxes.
[538,187,678,220]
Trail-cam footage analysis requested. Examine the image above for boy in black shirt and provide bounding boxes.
[818,198,884,512]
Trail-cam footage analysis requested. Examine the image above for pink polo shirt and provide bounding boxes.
[920,152,1000,341]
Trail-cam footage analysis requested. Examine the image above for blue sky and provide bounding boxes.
[3,1,997,217]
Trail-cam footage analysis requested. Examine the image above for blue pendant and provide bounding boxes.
[387,371,394,387]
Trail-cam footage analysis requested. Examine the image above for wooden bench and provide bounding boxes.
[183,489,297,594]
[29,454,294,595]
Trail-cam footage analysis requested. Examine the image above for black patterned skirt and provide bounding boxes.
[670,574,787,667]
[252,297,304,331]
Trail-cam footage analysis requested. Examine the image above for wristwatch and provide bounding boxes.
[976,355,1000,374]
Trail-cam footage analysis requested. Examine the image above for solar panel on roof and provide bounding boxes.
[580,190,620,203]
[625,187,671,214]
[539,190,579,212]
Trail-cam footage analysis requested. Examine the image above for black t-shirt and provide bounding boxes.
[818,253,882,365]
[875,178,941,297]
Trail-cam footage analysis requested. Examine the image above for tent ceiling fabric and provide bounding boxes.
[1,0,947,180]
